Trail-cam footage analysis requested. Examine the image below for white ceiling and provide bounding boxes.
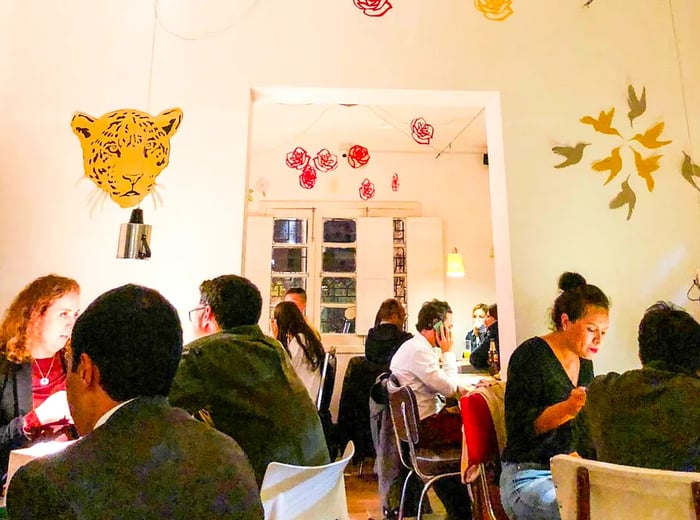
[250,102,487,157]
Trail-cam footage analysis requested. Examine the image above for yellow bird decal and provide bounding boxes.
[630,122,671,149]
[632,147,662,191]
[609,176,636,221]
[580,108,621,137]
[552,142,590,168]
[592,146,623,185]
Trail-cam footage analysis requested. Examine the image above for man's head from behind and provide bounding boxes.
[284,287,307,315]
[68,284,182,435]
[197,275,262,332]
[638,301,700,372]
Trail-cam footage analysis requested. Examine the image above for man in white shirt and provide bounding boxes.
[389,299,471,519]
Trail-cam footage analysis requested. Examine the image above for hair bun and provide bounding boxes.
[558,271,587,292]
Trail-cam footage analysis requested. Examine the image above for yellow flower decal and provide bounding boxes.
[551,85,673,221]
[474,0,513,21]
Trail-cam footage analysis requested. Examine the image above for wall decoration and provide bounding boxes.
[353,0,392,17]
[552,142,590,168]
[552,84,673,220]
[71,108,183,209]
[285,146,310,170]
[347,145,370,168]
[410,117,435,145]
[609,176,636,220]
[359,178,376,200]
[299,164,317,189]
[392,172,400,191]
[313,148,339,172]
[681,152,700,192]
[580,108,621,137]
[474,0,513,21]
[627,85,646,127]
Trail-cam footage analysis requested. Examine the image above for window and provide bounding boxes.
[320,219,357,334]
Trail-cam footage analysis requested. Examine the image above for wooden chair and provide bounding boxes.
[551,454,700,520]
[260,441,355,520]
[460,390,509,520]
[386,377,461,520]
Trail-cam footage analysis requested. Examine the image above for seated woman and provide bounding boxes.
[0,274,81,483]
[272,301,325,402]
[499,272,610,520]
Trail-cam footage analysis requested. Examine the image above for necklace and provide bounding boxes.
[34,354,57,386]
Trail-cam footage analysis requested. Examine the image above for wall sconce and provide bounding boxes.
[446,247,465,278]
[116,208,152,259]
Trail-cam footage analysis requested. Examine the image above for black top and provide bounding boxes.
[364,323,412,366]
[470,321,498,370]
[501,337,593,466]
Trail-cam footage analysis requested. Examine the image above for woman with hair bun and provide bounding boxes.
[499,272,611,520]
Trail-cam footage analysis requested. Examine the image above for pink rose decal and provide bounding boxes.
[359,178,375,200]
[313,149,338,172]
[353,0,392,17]
[410,117,434,145]
[391,172,400,192]
[285,146,310,170]
[299,164,317,189]
[347,145,370,168]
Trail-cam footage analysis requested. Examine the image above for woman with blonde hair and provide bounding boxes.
[272,301,325,401]
[0,274,80,483]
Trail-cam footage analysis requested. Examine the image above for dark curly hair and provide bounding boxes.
[415,299,452,332]
[550,272,610,330]
[0,274,80,363]
[199,275,262,329]
[638,301,700,370]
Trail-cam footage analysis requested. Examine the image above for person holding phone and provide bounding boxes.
[499,272,610,520]
[389,299,471,519]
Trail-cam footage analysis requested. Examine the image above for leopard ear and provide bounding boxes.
[154,108,183,137]
[71,112,97,141]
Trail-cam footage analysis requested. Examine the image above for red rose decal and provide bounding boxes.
[391,172,400,192]
[359,178,375,200]
[353,0,392,17]
[313,148,338,172]
[285,146,310,170]
[410,117,434,145]
[299,164,317,189]
[347,145,370,168]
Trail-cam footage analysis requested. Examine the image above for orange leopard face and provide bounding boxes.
[71,108,183,209]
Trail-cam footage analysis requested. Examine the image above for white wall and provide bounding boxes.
[1,0,699,376]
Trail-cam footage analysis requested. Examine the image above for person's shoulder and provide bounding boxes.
[588,370,623,391]
[511,336,547,357]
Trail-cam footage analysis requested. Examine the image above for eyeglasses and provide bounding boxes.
[188,306,207,322]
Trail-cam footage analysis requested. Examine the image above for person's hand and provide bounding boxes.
[565,386,587,416]
[436,323,453,353]
[34,390,72,426]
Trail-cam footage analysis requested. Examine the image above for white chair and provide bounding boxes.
[551,454,700,520]
[260,441,355,520]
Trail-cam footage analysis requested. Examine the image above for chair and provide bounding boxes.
[260,441,355,520]
[551,454,700,520]
[460,390,509,520]
[336,355,387,469]
[316,346,337,412]
[317,347,338,459]
[386,377,462,519]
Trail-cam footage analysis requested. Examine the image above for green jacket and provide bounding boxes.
[169,325,329,484]
[574,361,700,472]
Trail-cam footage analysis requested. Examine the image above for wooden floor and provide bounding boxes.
[345,459,448,520]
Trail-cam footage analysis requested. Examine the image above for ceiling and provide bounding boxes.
[249,102,487,157]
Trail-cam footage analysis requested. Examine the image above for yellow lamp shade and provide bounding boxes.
[446,250,465,277]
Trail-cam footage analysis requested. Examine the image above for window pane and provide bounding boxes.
[273,219,307,244]
[271,247,307,273]
[270,277,306,317]
[322,247,356,272]
[320,306,356,334]
[323,219,356,243]
[321,277,356,303]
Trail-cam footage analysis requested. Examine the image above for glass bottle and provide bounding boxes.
[488,339,501,379]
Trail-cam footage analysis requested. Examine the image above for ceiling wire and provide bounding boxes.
[667,0,693,151]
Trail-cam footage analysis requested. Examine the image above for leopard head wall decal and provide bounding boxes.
[71,108,183,209]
